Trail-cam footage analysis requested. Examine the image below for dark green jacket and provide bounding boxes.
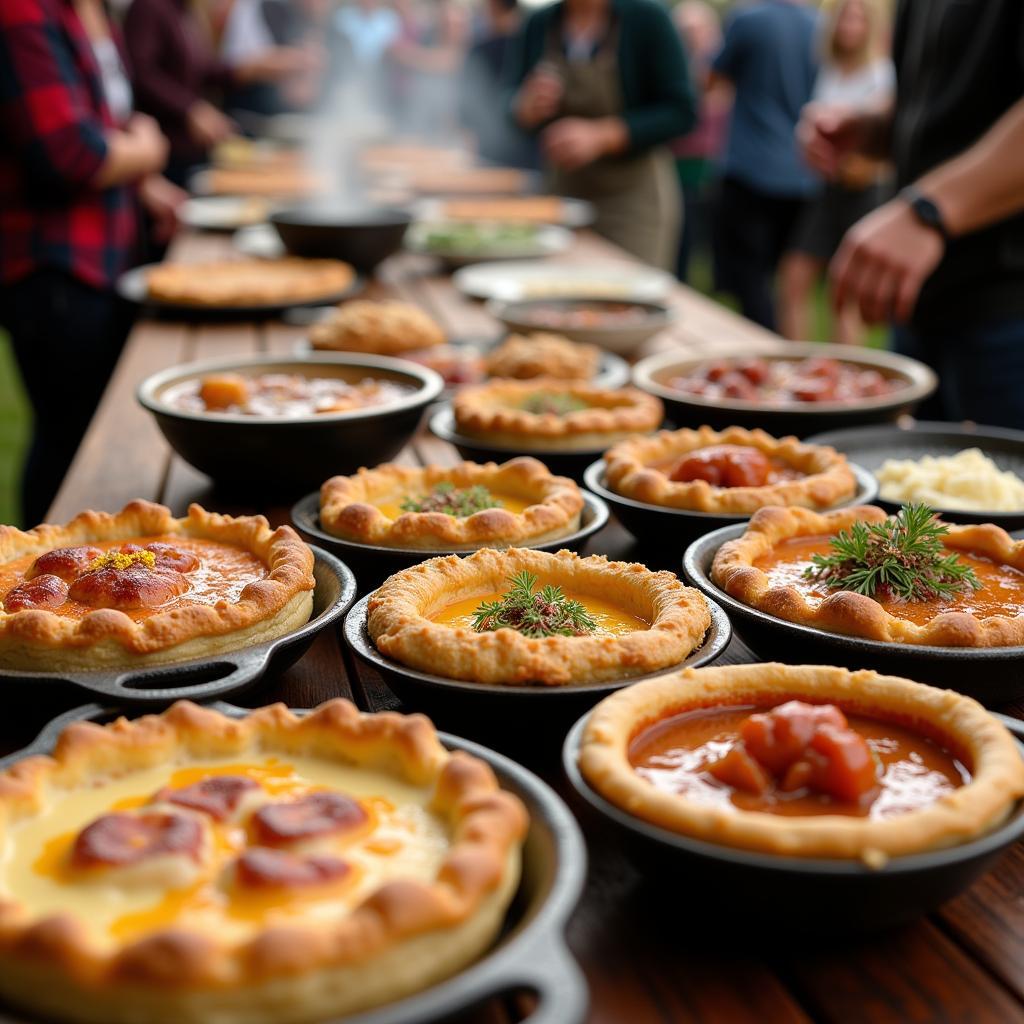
[505,0,697,154]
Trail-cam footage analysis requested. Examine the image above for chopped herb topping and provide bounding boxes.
[401,482,500,517]
[803,503,982,602]
[87,550,156,572]
[520,392,588,416]
[471,570,598,638]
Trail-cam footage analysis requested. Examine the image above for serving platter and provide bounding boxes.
[453,261,675,303]
[806,421,1024,530]
[405,223,574,270]
[682,524,1024,704]
[413,196,596,229]
[179,196,275,232]
[0,548,355,705]
[0,702,588,1024]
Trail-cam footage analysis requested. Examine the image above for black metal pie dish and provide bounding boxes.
[582,458,879,548]
[342,591,732,713]
[806,421,1024,531]
[290,489,610,580]
[561,711,1024,932]
[682,525,1024,704]
[0,547,356,705]
[138,354,444,491]
[632,342,938,438]
[0,702,588,1024]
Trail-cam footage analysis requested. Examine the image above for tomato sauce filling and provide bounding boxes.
[658,444,804,488]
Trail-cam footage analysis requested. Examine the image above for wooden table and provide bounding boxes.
[26,229,1024,1024]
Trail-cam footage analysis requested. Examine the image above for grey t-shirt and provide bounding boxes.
[713,0,819,198]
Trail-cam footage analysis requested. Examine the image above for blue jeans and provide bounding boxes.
[893,317,1024,430]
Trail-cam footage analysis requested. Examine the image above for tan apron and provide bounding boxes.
[544,21,681,270]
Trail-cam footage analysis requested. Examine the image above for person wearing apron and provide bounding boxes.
[510,0,696,270]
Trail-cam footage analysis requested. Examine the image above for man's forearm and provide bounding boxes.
[917,96,1024,238]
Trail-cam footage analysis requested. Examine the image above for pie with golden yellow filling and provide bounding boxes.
[367,547,711,686]
[453,380,663,452]
[483,333,601,382]
[603,426,857,513]
[0,501,314,671]
[0,700,526,1024]
[579,663,1024,863]
[319,457,583,549]
[712,505,1024,647]
[309,300,445,355]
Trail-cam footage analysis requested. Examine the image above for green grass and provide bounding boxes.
[0,334,30,527]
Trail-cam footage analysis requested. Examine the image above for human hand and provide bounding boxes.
[515,66,564,128]
[542,117,618,171]
[830,198,945,324]
[798,102,869,179]
[125,113,169,173]
[186,100,235,149]
[139,174,187,243]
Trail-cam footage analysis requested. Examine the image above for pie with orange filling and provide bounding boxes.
[603,426,857,513]
[0,501,314,671]
[319,457,583,549]
[579,663,1024,862]
[367,547,711,686]
[0,700,526,1024]
[712,504,1024,647]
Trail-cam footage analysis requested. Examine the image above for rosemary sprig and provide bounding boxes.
[471,570,598,638]
[401,482,500,517]
[520,392,588,416]
[803,503,982,602]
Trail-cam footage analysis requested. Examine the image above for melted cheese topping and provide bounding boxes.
[1,757,449,950]
[431,591,649,636]
[373,491,532,521]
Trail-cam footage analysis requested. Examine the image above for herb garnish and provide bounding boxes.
[401,482,500,518]
[803,503,981,602]
[521,393,588,416]
[471,571,598,638]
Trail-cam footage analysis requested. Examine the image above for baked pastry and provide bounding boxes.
[203,166,325,198]
[147,259,354,307]
[603,426,857,513]
[438,197,567,224]
[320,457,583,549]
[0,699,527,1024]
[408,167,528,195]
[712,504,1024,646]
[579,663,1024,863]
[453,379,663,451]
[0,501,314,670]
[309,300,445,355]
[367,547,711,686]
[484,333,601,382]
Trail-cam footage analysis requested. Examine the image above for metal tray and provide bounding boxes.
[0,548,356,705]
[0,702,588,1024]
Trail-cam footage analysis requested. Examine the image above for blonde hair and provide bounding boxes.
[822,0,890,69]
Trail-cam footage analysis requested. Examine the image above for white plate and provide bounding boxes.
[180,196,275,232]
[234,224,286,259]
[405,223,573,269]
[452,261,675,303]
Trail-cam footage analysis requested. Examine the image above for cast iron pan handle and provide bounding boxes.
[501,928,589,1024]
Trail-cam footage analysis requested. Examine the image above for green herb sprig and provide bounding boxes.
[803,503,981,602]
[471,571,598,638]
[401,482,500,518]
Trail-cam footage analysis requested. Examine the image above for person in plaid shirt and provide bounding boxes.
[0,0,182,526]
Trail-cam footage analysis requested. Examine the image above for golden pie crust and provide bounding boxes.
[0,700,527,1024]
[203,166,325,198]
[408,167,528,195]
[484,333,601,382]
[438,197,567,223]
[367,547,711,686]
[309,300,445,355]
[0,501,314,671]
[147,259,355,307]
[712,505,1024,647]
[453,379,663,451]
[604,426,857,513]
[579,663,1024,863]
[320,457,584,549]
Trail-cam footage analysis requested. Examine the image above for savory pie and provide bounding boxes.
[453,380,663,451]
[408,167,528,196]
[603,426,857,513]
[712,504,1024,647]
[147,259,355,307]
[203,166,326,198]
[0,699,527,1024]
[0,501,314,670]
[579,663,1024,863]
[309,300,445,356]
[320,457,584,549]
[367,547,711,686]
[484,333,601,382]
[436,197,567,224]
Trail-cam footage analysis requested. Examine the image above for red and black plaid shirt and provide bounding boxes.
[0,0,137,289]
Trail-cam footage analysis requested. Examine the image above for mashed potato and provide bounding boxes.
[877,448,1024,512]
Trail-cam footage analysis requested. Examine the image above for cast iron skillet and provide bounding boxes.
[343,591,732,715]
[582,458,878,548]
[291,489,610,584]
[806,421,1024,530]
[0,702,589,1024]
[0,548,356,705]
[682,525,1024,704]
[562,709,1024,932]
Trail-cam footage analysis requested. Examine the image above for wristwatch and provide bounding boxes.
[900,187,950,242]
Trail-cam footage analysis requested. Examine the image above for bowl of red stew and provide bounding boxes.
[489,297,673,355]
[632,343,937,437]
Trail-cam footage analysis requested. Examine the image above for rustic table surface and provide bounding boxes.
[16,228,1024,1024]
